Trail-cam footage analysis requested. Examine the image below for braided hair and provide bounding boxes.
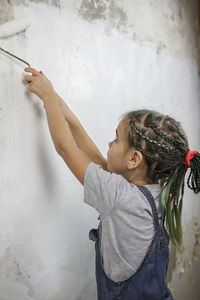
[122,110,200,248]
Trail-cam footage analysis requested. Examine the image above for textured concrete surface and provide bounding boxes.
[0,0,199,299]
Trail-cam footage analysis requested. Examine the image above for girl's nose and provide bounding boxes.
[108,141,113,148]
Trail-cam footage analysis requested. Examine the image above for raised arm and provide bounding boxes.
[57,95,107,170]
[24,68,107,184]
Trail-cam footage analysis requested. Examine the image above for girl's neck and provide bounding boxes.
[123,169,153,186]
[131,178,153,186]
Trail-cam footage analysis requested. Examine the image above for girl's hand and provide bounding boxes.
[24,67,55,102]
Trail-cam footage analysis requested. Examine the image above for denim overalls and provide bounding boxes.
[89,185,174,300]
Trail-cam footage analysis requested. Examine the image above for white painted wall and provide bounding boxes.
[0,1,199,299]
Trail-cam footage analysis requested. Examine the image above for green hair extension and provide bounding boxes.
[161,166,186,247]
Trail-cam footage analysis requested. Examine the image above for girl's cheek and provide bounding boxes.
[108,141,113,148]
[107,148,111,159]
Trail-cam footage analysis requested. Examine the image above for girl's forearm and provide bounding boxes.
[57,95,107,170]
[23,66,107,170]
[43,92,76,154]
[42,92,92,184]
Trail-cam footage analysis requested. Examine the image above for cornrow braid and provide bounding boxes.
[134,142,181,164]
[187,153,200,194]
[122,109,200,248]
[130,121,175,152]
[130,119,185,172]
[150,125,185,154]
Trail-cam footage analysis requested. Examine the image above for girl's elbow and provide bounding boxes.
[55,143,66,157]
[56,143,75,159]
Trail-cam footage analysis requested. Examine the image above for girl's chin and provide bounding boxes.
[107,163,115,173]
[106,162,112,172]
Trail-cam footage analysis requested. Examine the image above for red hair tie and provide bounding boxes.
[185,150,198,168]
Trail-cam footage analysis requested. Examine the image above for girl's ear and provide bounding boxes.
[127,150,144,170]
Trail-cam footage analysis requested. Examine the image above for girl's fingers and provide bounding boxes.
[24,75,34,82]
[24,67,54,100]
[24,67,40,76]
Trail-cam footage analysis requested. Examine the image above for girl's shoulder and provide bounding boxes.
[84,162,162,215]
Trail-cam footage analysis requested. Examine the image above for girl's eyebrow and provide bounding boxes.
[116,129,118,136]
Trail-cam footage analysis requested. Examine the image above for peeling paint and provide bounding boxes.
[30,0,60,7]
[78,0,108,21]
[0,0,60,26]
[76,0,198,61]
[166,218,200,298]
[156,41,167,54]
[108,0,128,32]
[0,246,33,300]
[0,0,14,25]
[78,0,128,32]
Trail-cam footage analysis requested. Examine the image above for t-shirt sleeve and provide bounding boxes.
[83,162,123,214]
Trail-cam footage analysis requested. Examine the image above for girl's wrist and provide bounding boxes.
[43,90,58,104]
[58,99,76,125]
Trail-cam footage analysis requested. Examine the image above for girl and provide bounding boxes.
[24,68,200,300]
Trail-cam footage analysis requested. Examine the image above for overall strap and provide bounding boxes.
[136,185,160,231]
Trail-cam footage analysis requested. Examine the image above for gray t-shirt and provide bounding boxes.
[84,162,162,282]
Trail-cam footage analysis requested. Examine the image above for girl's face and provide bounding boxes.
[107,121,129,174]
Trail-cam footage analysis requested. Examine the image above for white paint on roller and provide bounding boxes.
[0,17,30,39]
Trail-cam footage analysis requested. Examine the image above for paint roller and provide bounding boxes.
[0,17,31,67]
[0,17,30,39]
[0,17,43,74]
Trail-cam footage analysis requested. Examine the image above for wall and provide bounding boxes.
[0,0,200,299]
